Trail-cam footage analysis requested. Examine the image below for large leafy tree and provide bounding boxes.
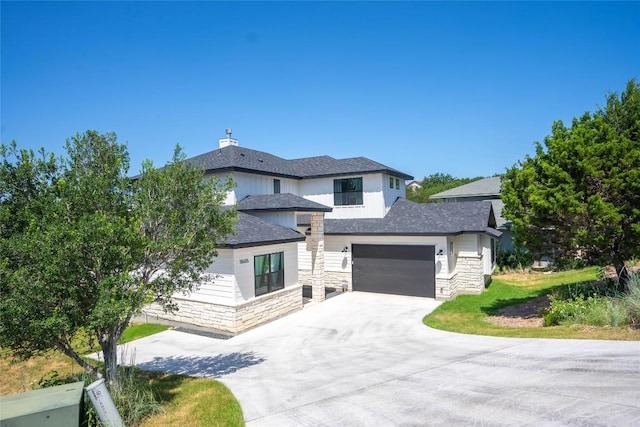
[502,79,640,286]
[0,131,237,386]
[407,172,483,203]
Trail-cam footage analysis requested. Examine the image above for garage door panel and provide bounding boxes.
[352,244,435,298]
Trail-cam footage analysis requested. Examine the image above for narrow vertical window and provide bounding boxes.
[389,177,394,188]
[274,179,281,194]
[395,178,400,189]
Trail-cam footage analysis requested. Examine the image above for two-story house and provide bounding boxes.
[143,134,501,333]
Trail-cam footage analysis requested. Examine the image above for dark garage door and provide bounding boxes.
[352,244,435,298]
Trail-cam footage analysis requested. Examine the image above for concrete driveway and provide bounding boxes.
[124,292,640,426]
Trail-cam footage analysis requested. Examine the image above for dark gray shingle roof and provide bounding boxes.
[430,176,502,199]
[185,145,413,180]
[320,199,501,237]
[237,194,332,213]
[222,212,305,248]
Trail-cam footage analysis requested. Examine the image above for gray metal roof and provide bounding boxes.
[221,212,305,248]
[430,176,502,199]
[185,145,413,180]
[237,194,332,213]
[302,198,501,237]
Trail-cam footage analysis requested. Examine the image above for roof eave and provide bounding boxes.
[239,207,332,213]
[220,236,306,249]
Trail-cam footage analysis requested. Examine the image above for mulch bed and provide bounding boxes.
[485,295,549,328]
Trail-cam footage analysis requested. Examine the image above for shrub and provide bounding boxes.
[37,365,162,426]
[543,276,636,327]
[497,248,533,271]
[621,272,640,327]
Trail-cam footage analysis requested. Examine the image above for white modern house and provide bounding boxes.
[143,133,501,333]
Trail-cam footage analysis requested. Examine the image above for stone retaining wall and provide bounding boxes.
[142,286,303,334]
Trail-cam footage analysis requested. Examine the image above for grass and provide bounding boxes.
[424,267,640,340]
[140,373,244,427]
[1,323,170,395]
[1,323,245,426]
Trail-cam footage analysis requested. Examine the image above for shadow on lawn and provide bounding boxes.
[137,351,265,379]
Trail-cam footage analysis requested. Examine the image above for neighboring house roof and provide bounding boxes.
[299,198,501,238]
[406,180,422,188]
[430,176,502,199]
[428,177,511,230]
[221,212,306,249]
[490,199,510,230]
[184,145,413,180]
[237,193,332,213]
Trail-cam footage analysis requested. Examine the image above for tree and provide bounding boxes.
[0,131,237,386]
[407,173,483,203]
[502,79,640,286]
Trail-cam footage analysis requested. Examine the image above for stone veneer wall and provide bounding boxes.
[299,270,352,291]
[142,286,302,334]
[455,255,485,294]
[435,274,458,300]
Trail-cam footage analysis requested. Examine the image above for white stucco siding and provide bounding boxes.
[382,174,407,213]
[249,211,297,229]
[209,172,300,204]
[231,243,299,302]
[300,174,387,219]
[179,249,237,305]
[455,234,480,256]
[480,234,496,274]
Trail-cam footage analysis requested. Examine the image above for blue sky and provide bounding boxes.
[2,1,639,179]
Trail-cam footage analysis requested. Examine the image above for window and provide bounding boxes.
[254,252,284,296]
[449,242,454,255]
[334,177,363,206]
[389,177,394,188]
[273,179,281,194]
[491,239,496,264]
[395,178,400,189]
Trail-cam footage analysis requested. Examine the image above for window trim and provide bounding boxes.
[254,252,285,296]
[333,177,363,206]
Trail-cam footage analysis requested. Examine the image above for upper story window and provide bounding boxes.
[389,177,394,189]
[255,252,284,296]
[273,179,281,194]
[395,178,400,189]
[334,177,363,206]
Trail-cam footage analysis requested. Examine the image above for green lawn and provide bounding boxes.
[424,267,640,340]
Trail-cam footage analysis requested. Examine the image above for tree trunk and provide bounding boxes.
[56,341,100,378]
[615,262,629,293]
[100,334,119,389]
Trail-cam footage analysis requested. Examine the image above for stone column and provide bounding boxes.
[310,212,326,301]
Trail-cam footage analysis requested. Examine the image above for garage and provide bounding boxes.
[352,244,435,298]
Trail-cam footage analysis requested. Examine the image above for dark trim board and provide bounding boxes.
[352,244,435,298]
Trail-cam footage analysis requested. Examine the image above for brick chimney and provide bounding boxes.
[219,128,238,148]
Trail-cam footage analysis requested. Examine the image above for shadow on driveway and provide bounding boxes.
[137,351,265,378]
